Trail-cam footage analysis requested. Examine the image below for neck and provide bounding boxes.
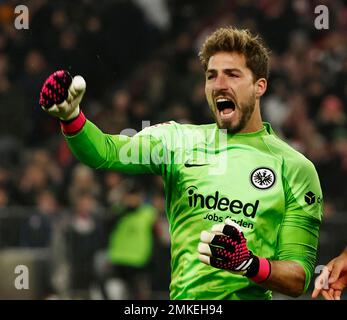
[239,102,263,133]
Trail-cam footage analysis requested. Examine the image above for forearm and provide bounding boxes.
[259,260,305,297]
[64,115,163,174]
[64,117,124,169]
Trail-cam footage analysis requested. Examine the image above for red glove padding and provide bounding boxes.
[198,218,271,283]
[39,70,72,109]
[39,70,86,124]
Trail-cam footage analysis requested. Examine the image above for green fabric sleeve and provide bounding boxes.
[64,120,168,175]
[276,212,321,292]
[277,158,323,292]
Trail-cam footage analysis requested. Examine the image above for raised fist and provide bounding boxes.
[39,70,86,120]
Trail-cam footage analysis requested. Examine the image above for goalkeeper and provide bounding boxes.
[39,27,323,300]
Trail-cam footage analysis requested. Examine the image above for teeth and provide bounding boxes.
[216,98,231,102]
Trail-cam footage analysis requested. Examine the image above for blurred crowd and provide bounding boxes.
[0,0,347,299]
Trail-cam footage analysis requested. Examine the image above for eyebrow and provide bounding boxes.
[206,68,243,74]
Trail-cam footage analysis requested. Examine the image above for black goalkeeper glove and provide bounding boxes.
[198,218,271,283]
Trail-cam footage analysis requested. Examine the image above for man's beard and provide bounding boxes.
[213,94,256,133]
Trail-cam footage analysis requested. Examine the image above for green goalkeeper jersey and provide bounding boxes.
[65,120,323,300]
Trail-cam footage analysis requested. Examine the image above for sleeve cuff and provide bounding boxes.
[250,257,271,284]
[60,111,86,135]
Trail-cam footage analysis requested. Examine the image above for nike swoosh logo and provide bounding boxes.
[184,162,208,168]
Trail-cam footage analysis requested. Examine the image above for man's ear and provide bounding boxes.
[255,78,267,98]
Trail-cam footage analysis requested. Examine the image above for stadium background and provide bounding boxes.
[0,0,346,299]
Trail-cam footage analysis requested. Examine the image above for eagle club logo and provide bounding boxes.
[250,167,276,190]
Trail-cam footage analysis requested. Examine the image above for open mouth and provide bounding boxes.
[216,98,236,115]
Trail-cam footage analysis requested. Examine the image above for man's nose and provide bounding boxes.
[214,74,228,90]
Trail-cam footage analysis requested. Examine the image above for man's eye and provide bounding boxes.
[206,74,215,80]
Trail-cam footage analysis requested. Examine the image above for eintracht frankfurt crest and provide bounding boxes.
[250,167,276,190]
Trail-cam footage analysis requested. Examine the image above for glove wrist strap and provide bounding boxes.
[60,106,80,121]
[247,257,271,284]
[60,110,86,135]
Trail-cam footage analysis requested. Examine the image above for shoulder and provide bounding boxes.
[263,133,317,175]
[138,120,177,135]
[137,121,216,141]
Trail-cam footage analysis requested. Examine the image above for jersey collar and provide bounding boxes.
[216,122,273,138]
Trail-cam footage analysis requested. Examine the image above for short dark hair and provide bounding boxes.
[199,26,270,81]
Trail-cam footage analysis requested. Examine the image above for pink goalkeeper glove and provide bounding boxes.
[198,218,271,283]
[39,70,86,121]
